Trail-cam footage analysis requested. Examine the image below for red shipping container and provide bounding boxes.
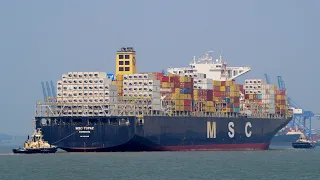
[233,97,240,103]
[213,86,220,92]
[233,103,240,108]
[180,82,193,88]
[276,100,286,105]
[245,94,250,99]
[184,105,192,112]
[169,76,180,83]
[207,90,213,101]
[156,73,164,80]
[276,90,286,95]
[221,81,226,86]
[184,99,191,106]
[161,76,169,82]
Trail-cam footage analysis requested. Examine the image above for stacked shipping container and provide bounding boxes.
[212,80,241,113]
[112,74,124,96]
[122,73,161,110]
[56,72,117,116]
[54,70,288,117]
[167,75,193,111]
[275,90,287,114]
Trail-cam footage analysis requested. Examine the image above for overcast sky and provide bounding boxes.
[0,0,319,135]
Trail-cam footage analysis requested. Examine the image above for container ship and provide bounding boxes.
[35,47,293,152]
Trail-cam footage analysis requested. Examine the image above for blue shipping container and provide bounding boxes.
[107,73,116,81]
[226,86,230,92]
[224,98,231,103]
[180,88,191,94]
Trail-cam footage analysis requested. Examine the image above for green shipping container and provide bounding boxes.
[257,94,262,99]
[234,108,240,113]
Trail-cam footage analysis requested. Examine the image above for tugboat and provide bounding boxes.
[292,135,316,149]
[12,128,57,154]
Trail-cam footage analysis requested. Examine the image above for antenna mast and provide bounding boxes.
[219,48,223,62]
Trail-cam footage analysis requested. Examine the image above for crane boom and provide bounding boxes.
[41,82,47,102]
[50,81,56,97]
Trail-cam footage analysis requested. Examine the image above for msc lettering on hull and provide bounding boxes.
[207,121,252,139]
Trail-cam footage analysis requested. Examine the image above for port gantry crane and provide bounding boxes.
[41,81,56,103]
[265,75,319,140]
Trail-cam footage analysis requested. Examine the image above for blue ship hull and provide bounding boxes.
[36,116,292,152]
[12,148,57,154]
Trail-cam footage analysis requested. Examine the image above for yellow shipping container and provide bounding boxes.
[234,86,240,92]
[276,95,284,100]
[162,82,168,88]
[171,93,178,99]
[230,86,235,92]
[193,89,198,96]
[194,96,199,101]
[280,105,287,109]
[249,94,254,99]
[179,76,191,83]
[229,92,238,97]
[177,105,184,111]
[205,106,213,112]
[226,81,235,86]
[175,100,184,106]
[175,88,180,94]
[212,80,221,86]
[220,86,226,92]
[213,97,220,102]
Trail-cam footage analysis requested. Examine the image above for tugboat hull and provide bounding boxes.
[12,148,58,154]
[292,142,316,149]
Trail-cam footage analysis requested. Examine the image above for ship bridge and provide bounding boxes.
[167,51,251,81]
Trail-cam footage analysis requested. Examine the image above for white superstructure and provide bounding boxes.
[167,51,251,81]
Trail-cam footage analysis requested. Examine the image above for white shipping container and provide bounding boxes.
[152,99,161,105]
[148,92,161,98]
[83,72,89,78]
[57,80,63,86]
[293,108,303,114]
[67,72,73,78]
[97,72,107,78]
[72,72,78,78]
[151,104,161,110]
[245,79,266,85]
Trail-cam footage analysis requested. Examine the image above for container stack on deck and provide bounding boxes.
[112,74,124,96]
[212,80,241,113]
[275,89,287,115]
[55,72,117,116]
[243,79,283,115]
[166,74,193,112]
[122,73,161,110]
[100,71,289,116]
